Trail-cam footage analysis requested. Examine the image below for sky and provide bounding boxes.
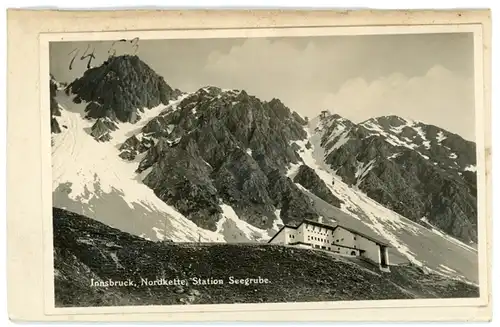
[50,33,476,141]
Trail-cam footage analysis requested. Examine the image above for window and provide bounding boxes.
[353,236,357,240]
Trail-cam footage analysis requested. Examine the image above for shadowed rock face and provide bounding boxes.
[317,114,477,243]
[50,76,62,133]
[123,87,316,230]
[65,55,181,123]
[293,165,343,208]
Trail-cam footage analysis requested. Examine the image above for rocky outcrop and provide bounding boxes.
[128,87,315,230]
[66,55,179,124]
[90,118,118,142]
[50,76,62,134]
[317,113,478,243]
[118,135,156,160]
[267,169,318,226]
[51,117,62,134]
[293,165,343,208]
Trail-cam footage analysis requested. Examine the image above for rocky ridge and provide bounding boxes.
[315,112,477,243]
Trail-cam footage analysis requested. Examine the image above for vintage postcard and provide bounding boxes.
[7,9,492,322]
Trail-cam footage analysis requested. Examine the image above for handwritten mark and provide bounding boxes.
[108,37,140,58]
[69,38,140,69]
[68,44,96,70]
[130,37,139,54]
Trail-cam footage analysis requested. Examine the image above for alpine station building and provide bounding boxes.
[268,219,391,272]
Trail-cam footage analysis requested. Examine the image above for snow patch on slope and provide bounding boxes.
[109,252,124,269]
[412,126,430,149]
[273,210,284,231]
[439,264,457,274]
[329,132,350,154]
[355,159,376,186]
[436,131,447,143]
[362,121,419,150]
[216,204,271,242]
[464,164,477,172]
[388,152,401,160]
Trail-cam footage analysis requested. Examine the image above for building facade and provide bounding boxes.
[268,219,390,272]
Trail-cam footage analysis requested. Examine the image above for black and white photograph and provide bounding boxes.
[48,29,482,309]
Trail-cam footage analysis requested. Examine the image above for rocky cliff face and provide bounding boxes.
[119,86,317,231]
[293,165,342,208]
[315,113,477,243]
[65,55,181,128]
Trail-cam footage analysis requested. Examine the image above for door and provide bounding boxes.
[379,246,388,267]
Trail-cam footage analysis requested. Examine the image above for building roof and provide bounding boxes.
[337,225,390,247]
[299,219,389,246]
[301,219,338,230]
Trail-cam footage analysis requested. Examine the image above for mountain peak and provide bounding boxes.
[361,115,416,129]
[66,55,180,124]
